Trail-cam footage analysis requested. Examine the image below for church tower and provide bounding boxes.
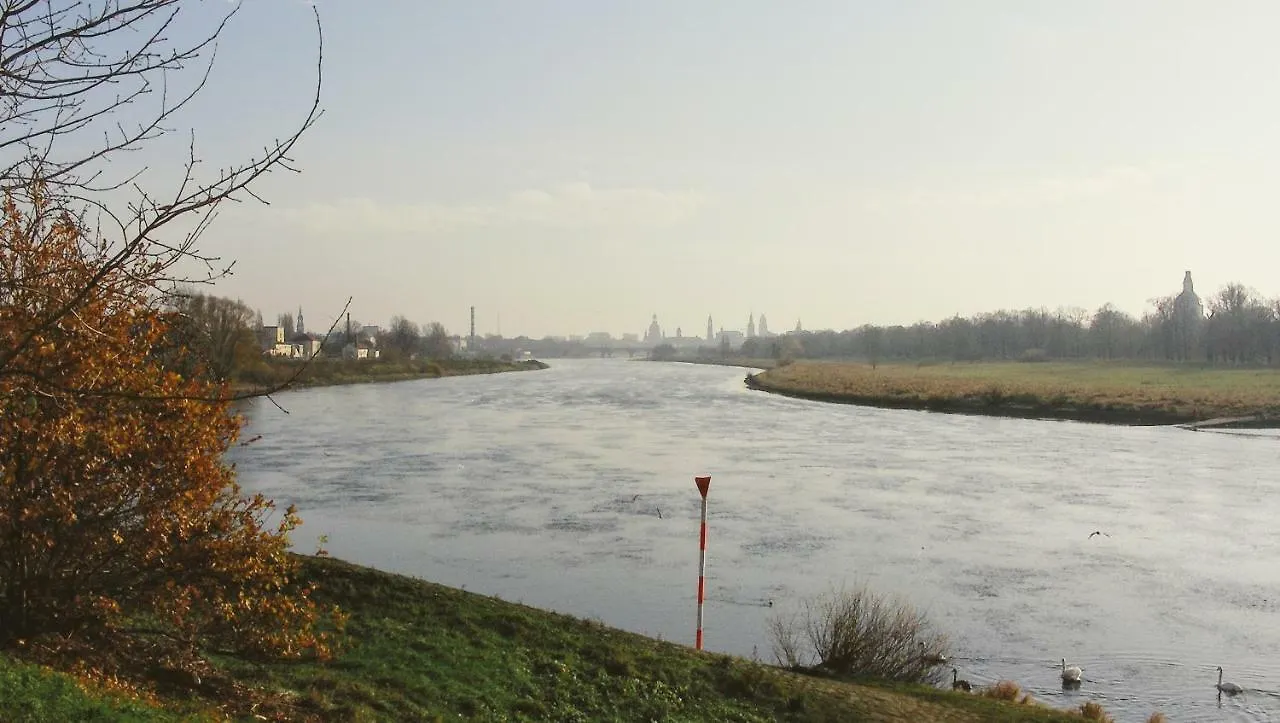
[1172,270,1204,361]
[645,314,662,343]
[747,313,756,339]
[759,313,769,337]
[296,306,305,335]
[706,315,714,342]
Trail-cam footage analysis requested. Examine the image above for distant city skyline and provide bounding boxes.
[269,305,798,343]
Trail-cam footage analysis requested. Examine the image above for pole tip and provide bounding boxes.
[694,475,711,498]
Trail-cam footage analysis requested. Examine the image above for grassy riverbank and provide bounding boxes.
[747,360,1280,425]
[644,355,780,370]
[1,555,1096,722]
[232,357,548,394]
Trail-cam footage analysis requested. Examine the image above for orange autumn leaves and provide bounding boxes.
[0,188,341,659]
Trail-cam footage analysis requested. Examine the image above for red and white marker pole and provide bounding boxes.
[694,475,712,650]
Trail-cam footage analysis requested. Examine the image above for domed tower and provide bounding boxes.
[1175,271,1204,319]
[645,314,662,343]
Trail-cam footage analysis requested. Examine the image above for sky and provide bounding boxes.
[108,0,1280,338]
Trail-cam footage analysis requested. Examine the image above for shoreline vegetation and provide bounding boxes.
[230,357,549,395]
[0,555,1096,722]
[742,360,1280,427]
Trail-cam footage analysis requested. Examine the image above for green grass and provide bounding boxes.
[204,556,1085,722]
[2,555,1102,721]
[0,654,187,723]
[750,360,1280,425]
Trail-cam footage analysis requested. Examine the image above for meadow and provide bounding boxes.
[747,360,1280,425]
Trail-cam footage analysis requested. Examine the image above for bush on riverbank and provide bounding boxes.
[749,360,1280,425]
[768,584,950,685]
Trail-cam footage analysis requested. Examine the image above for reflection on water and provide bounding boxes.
[230,359,1280,722]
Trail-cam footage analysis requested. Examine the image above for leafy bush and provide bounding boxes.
[766,584,949,684]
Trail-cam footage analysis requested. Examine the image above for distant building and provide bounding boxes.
[794,319,803,333]
[258,325,295,357]
[758,313,770,337]
[342,339,378,360]
[289,330,323,359]
[747,313,756,339]
[717,329,745,347]
[621,333,639,342]
[259,325,284,348]
[644,314,663,344]
[1175,270,1204,320]
[706,315,714,342]
[1172,270,1205,361]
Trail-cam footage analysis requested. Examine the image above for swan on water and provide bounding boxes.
[1216,666,1243,695]
[1061,658,1083,684]
[919,641,947,665]
[951,668,972,692]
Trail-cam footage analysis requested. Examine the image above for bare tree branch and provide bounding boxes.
[0,1,326,400]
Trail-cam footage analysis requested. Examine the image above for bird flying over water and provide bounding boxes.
[1088,531,1110,539]
[631,494,640,502]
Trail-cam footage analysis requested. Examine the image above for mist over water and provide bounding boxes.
[231,359,1280,722]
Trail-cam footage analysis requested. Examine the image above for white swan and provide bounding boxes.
[1061,658,1083,684]
[1216,666,1243,695]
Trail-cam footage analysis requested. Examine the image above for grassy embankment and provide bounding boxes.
[232,357,548,394]
[646,355,780,370]
[1,555,1097,723]
[747,360,1280,426]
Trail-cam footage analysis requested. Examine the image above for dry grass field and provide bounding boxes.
[748,361,1280,425]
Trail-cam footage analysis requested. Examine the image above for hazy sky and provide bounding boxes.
[136,1,1280,338]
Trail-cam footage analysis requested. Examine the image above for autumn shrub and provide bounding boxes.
[0,190,340,663]
[1078,700,1115,722]
[766,584,949,684]
[979,680,1035,705]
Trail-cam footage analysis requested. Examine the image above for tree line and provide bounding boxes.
[161,290,459,383]
[740,281,1280,366]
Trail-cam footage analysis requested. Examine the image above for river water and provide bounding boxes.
[231,359,1280,722]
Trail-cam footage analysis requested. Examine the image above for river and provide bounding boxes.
[230,358,1280,722]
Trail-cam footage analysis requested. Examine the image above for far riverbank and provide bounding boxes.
[231,357,548,395]
[743,360,1280,427]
